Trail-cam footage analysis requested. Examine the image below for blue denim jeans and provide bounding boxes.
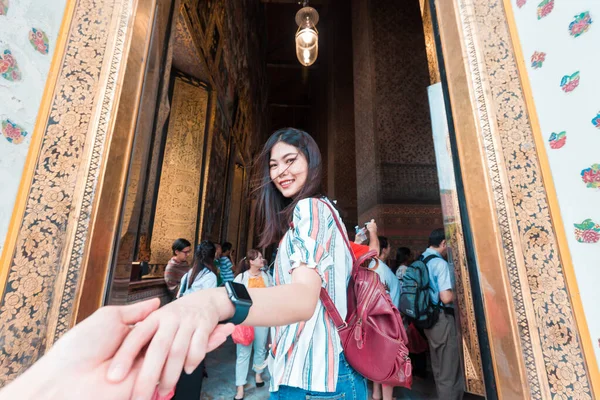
[269,353,367,400]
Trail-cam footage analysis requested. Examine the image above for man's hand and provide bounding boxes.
[0,299,160,400]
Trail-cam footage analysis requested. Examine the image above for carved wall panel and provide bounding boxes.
[150,76,209,265]
[429,83,484,395]
[0,0,139,383]
[225,162,245,256]
[201,103,230,243]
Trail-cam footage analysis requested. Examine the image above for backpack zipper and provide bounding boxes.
[354,270,379,349]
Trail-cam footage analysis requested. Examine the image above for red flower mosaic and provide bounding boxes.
[517,0,527,8]
[537,0,554,19]
[0,49,21,81]
[592,112,600,129]
[1,119,28,144]
[574,219,600,243]
[29,28,49,55]
[0,0,8,16]
[581,164,600,189]
[560,71,580,93]
[531,51,546,69]
[569,11,593,38]
[548,131,566,149]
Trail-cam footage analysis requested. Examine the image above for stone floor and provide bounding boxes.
[201,338,483,400]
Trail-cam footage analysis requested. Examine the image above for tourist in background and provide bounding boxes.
[422,228,464,400]
[174,240,219,399]
[394,247,413,281]
[370,236,400,400]
[233,249,272,400]
[217,241,235,284]
[164,238,192,299]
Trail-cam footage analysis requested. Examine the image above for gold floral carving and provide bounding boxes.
[150,76,209,265]
[0,0,135,383]
[457,0,593,397]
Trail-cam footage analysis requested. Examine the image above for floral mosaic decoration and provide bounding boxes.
[0,49,21,81]
[537,0,554,19]
[0,0,8,16]
[560,71,580,93]
[548,131,566,149]
[580,164,600,189]
[531,51,545,69]
[517,0,527,8]
[592,112,600,129]
[574,219,600,244]
[1,119,28,144]
[569,11,593,38]
[29,28,49,55]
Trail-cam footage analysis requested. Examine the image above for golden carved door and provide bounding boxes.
[428,83,486,396]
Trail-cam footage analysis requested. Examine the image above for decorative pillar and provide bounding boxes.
[326,0,358,231]
[434,0,597,397]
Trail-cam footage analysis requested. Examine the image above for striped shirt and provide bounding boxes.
[217,256,235,283]
[268,197,353,393]
[164,258,190,297]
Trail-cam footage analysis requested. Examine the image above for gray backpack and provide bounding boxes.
[398,254,441,329]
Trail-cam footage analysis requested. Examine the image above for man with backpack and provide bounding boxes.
[421,228,464,400]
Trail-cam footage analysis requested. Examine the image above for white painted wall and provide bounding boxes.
[511,0,600,365]
[0,0,67,253]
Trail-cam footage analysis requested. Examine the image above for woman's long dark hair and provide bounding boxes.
[188,240,216,289]
[236,249,261,276]
[253,128,323,247]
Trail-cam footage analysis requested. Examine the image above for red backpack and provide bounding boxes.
[319,200,412,388]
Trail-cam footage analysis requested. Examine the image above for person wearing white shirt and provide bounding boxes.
[176,240,218,399]
[233,250,273,400]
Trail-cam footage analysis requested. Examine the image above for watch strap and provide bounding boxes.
[225,301,251,325]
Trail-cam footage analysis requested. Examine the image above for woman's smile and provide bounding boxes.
[270,141,308,198]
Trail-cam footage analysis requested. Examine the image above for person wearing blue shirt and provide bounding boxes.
[370,235,401,400]
[421,228,464,400]
[216,242,235,284]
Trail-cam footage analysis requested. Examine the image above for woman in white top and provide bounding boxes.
[175,240,217,399]
[107,128,368,400]
[233,250,273,400]
[178,241,218,297]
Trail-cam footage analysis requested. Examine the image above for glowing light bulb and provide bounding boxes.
[303,49,310,63]
[301,29,314,44]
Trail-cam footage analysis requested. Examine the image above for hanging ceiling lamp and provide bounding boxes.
[295,2,319,67]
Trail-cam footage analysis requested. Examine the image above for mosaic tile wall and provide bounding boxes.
[510,0,600,367]
[0,0,67,253]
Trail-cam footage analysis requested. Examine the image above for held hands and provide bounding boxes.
[0,294,234,400]
[106,288,235,399]
[0,299,160,400]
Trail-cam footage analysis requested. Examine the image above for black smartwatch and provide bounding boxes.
[222,281,253,325]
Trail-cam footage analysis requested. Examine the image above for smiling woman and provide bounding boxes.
[254,127,324,248]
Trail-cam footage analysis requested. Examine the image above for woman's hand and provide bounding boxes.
[0,299,160,400]
[107,289,235,399]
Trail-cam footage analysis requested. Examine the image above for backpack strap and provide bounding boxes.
[420,254,444,308]
[422,254,440,265]
[316,198,366,331]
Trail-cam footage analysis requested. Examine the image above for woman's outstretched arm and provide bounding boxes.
[107,264,322,400]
